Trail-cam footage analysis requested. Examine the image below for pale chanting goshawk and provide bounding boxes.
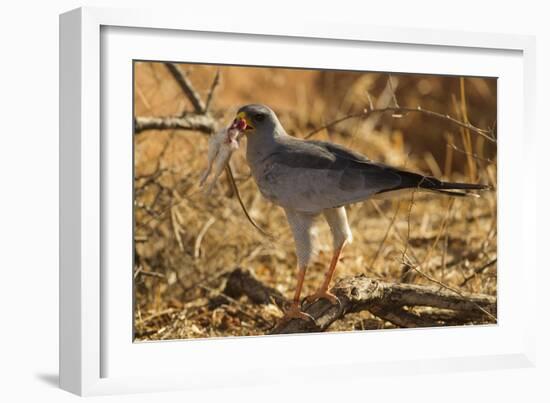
[231,104,488,324]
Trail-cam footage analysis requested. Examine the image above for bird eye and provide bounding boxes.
[254,113,265,122]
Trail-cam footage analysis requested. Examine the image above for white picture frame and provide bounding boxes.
[59,6,537,396]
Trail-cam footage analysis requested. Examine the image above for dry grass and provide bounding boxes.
[133,62,497,341]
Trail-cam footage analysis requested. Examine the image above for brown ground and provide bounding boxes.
[133,62,497,341]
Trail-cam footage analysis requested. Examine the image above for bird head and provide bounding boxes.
[231,104,280,137]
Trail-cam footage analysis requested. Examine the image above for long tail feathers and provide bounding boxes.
[420,178,491,198]
[376,170,492,198]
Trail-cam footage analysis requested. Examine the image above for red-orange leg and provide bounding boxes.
[278,265,315,323]
[304,242,346,306]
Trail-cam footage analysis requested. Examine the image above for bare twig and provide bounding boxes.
[387,74,400,109]
[194,217,216,259]
[204,70,221,113]
[365,90,374,110]
[441,232,449,281]
[305,106,496,142]
[460,258,497,287]
[367,200,401,271]
[447,143,495,164]
[136,308,176,326]
[170,189,189,253]
[138,270,166,279]
[164,63,206,113]
[403,254,497,322]
[416,198,455,272]
[459,77,477,182]
[401,189,417,267]
[370,200,421,264]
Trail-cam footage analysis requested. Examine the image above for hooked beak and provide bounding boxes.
[231,111,254,133]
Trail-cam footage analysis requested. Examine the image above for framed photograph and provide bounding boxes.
[60,6,536,396]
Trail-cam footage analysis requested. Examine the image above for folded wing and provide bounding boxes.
[260,137,487,212]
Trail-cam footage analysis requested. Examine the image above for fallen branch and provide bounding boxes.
[219,267,288,308]
[218,268,496,335]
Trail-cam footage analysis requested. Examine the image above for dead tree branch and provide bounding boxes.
[134,114,217,134]
[220,267,288,308]
[134,68,270,240]
[218,268,496,335]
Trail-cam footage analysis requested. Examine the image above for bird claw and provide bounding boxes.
[278,304,316,325]
[302,290,342,308]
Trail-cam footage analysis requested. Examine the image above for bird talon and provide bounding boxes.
[303,290,341,308]
[278,304,316,325]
